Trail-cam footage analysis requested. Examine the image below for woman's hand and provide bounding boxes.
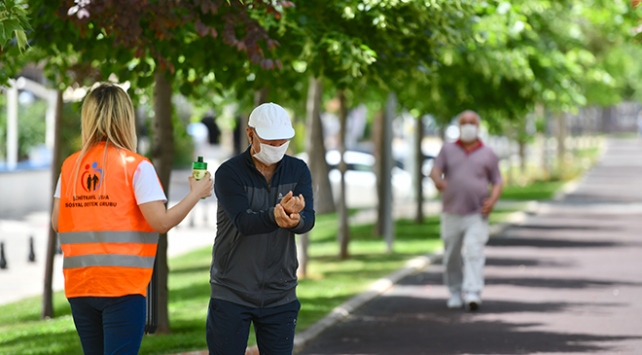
[189,171,213,199]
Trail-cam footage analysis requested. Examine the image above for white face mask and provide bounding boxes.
[459,124,478,142]
[253,141,290,165]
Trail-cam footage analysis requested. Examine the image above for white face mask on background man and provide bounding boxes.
[253,141,290,165]
[459,124,478,142]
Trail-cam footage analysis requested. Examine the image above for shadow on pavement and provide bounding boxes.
[485,276,642,289]
[398,269,642,293]
[484,256,572,268]
[488,237,621,248]
[536,213,640,221]
[506,223,621,231]
[564,194,642,203]
[298,295,640,355]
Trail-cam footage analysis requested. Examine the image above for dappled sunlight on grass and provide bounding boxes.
[501,180,566,200]
[0,314,81,355]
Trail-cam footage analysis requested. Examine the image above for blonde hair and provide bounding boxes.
[80,83,137,151]
[68,83,138,197]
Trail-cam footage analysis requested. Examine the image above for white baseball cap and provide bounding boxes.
[248,103,295,140]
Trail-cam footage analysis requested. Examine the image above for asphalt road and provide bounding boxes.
[296,138,642,355]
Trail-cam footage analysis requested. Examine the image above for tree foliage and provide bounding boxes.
[22,1,284,93]
[394,0,640,132]
[0,0,31,83]
[0,0,29,51]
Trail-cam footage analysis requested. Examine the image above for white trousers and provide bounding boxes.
[440,213,489,296]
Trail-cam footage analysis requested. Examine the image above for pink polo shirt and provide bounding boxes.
[433,140,503,215]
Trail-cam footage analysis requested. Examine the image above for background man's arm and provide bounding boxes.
[430,166,447,191]
[481,183,503,216]
[482,151,504,217]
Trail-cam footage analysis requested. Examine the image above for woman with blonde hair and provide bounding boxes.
[51,82,213,354]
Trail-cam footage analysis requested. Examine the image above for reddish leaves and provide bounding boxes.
[195,20,210,37]
[60,0,282,69]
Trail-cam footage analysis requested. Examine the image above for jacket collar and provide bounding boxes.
[455,139,484,155]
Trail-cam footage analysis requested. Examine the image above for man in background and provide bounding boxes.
[430,110,503,311]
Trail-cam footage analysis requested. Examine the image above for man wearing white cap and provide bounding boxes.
[206,102,315,354]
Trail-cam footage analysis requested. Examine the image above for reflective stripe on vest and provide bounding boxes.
[59,231,158,270]
[59,231,159,245]
[63,254,155,269]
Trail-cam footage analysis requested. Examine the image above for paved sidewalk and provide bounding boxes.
[296,137,642,355]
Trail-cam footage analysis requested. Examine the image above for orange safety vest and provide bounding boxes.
[58,142,159,298]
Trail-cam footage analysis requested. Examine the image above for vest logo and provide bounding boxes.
[81,162,103,193]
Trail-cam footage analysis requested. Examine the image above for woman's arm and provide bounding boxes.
[51,198,60,232]
[139,173,213,233]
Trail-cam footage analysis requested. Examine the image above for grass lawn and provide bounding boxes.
[0,178,570,355]
[0,215,444,355]
[501,180,566,200]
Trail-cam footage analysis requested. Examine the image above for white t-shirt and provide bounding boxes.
[54,160,167,204]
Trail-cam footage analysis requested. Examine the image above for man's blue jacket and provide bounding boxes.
[210,147,315,308]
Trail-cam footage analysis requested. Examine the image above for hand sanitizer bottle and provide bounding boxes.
[192,156,208,199]
[192,156,208,181]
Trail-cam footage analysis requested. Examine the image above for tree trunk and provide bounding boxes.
[152,71,174,334]
[305,77,334,214]
[254,87,269,106]
[504,133,514,187]
[373,109,383,236]
[555,112,567,176]
[235,87,269,153]
[296,232,310,278]
[337,90,350,260]
[379,93,395,253]
[518,139,526,174]
[42,90,63,319]
[233,115,244,155]
[541,107,552,178]
[299,77,334,278]
[601,106,613,134]
[414,115,424,224]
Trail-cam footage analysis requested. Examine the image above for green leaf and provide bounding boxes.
[0,22,7,47]
[137,74,154,88]
[15,30,27,51]
[14,10,32,31]
[3,19,23,37]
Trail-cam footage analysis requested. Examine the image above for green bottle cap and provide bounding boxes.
[193,156,207,170]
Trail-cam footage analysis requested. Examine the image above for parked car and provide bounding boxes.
[298,150,436,208]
